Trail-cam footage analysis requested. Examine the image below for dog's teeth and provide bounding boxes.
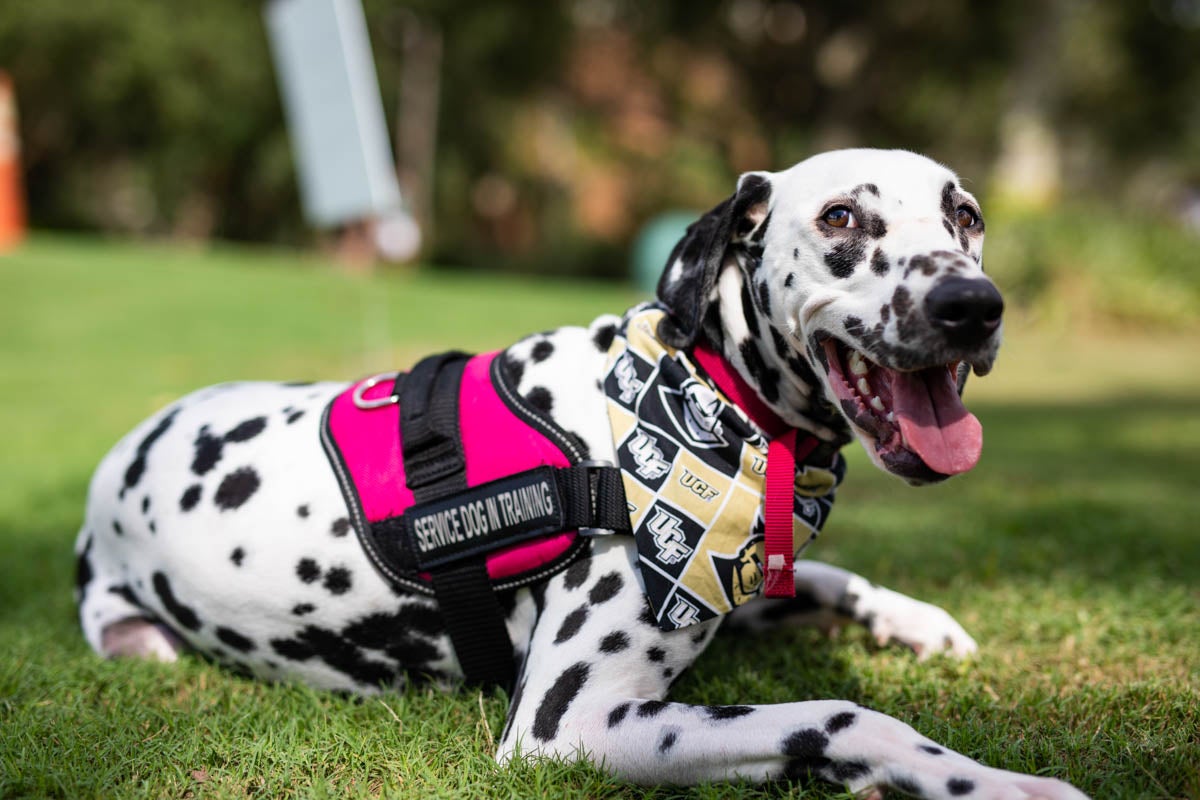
[870,396,885,413]
[849,351,870,376]
[856,377,871,396]
[886,411,895,422]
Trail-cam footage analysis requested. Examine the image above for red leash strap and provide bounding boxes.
[763,431,819,598]
[762,429,796,597]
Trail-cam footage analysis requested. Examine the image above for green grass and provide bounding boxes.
[1,235,1197,799]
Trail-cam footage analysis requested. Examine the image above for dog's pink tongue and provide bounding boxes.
[892,367,982,475]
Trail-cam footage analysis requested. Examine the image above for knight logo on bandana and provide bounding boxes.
[628,430,671,481]
[660,379,727,449]
[647,507,692,564]
[710,541,764,608]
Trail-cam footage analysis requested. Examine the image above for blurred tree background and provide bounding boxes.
[1,0,1198,322]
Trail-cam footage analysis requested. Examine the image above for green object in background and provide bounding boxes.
[631,211,697,295]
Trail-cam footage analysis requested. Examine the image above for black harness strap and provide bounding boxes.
[396,353,517,690]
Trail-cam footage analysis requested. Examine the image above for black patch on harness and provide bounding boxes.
[402,467,565,571]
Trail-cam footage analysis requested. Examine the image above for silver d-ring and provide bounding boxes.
[352,372,400,410]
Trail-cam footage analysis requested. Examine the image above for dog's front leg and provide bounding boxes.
[725,561,977,659]
[503,690,1088,798]
[495,543,1085,797]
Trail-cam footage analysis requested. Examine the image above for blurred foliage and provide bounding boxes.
[0,0,298,241]
[987,206,1200,329]
[1,0,1199,317]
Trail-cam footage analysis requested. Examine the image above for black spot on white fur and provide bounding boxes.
[607,701,631,728]
[268,625,393,686]
[825,711,857,733]
[832,761,871,781]
[531,339,554,363]
[532,662,589,741]
[555,605,589,644]
[215,626,255,653]
[330,517,350,537]
[781,726,831,779]
[588,572,623,604]
[225,416,266,442]
[599,631,628,652]
[525,386,553,414]
[738,340,781,403]
[756,280,772,317]
[121,408,178,496]
[230,547,245,566]
[322,566,352,595]
[825,238,868,279]
[179,484,202,511]
[740,281,761,338]
[500,352,524,388]
[940,181,958,226]
[592,323,617,352]
[341,606,443,666]
[74,535,94,597]
[191,426,224,476]
[706,705,754,720]
[108,584,139,607]
[948,777,976,795]
[214,467,260,511]
[563,558,590,590]
[637,700,668,718]
[296,558,321,584]
[152,571,200,632]
[870,248,889,276]
[782,727,829,757]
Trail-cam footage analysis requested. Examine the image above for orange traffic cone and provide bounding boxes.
[0,70,27,252]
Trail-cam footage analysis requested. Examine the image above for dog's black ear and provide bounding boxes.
[656,171,773,348]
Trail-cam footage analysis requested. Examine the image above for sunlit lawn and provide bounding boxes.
[1,235,1196,799]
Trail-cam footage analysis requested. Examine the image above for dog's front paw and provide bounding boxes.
[873,769,1090,800]
[972,770,1092,800]
[858,586,977,660]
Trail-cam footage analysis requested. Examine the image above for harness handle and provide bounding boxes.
[397,353,516,689]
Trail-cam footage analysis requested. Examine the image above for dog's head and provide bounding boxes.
[658,149,1002,484]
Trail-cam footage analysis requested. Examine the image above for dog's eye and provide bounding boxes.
[955,205,979,228]
[823,206,857,229]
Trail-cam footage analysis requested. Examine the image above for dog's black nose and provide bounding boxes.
[924,277,1004,346]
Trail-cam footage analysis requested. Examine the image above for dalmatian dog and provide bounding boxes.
[75,149,1090,799]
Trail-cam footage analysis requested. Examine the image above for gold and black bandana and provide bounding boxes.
[603,307,845,631]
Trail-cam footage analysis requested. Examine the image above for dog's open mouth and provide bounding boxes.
[821,339,982,479]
